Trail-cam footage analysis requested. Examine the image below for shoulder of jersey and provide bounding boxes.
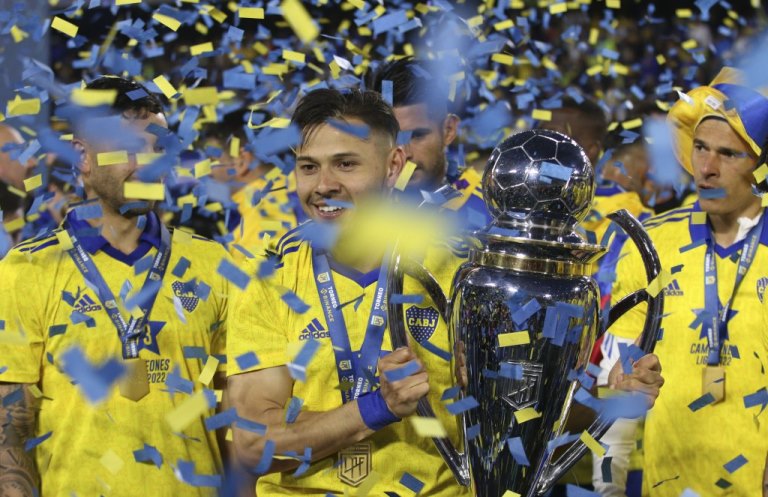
[272,221,312,262]
[8,228,63,259]
[642,205,693,232]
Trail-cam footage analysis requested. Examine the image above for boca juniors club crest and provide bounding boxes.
[338,443,371,486]
[757,277,768,303]
[405,305,439,344]
[172,280,199,312]
[499,361,543,410]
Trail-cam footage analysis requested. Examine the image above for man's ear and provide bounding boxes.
[235,149,255,179]
[442,114,460,147]
[385,146,407,189]
[72,139,89,175]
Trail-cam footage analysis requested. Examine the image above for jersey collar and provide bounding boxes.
[64,209,162,263]
[688,201,768,256]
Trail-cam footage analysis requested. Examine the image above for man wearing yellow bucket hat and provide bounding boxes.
[605,68,768,497]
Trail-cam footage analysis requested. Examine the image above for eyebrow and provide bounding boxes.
[693,139,749,157]
[295,152,364,163]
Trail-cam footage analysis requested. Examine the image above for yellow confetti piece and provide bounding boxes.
[491,54,514,65]
[347,0,365,8]
[10,25,28,43]
[502,492,522,497]
[190,41,214,56]
[55,230,74,251]
[70,88,118,107]
[494,19,514,31]
[166,390,211,432]
[681,39,697,50]
[97,151,129,166]
[100,449,124,474]
[124,182,165,201]
[198,356,220,385]
[549,2,567,14]
[409,416,447,438]
[136,153,162,166]
[6,96,41,117]
[229,137,240,158]
[153,13,181,31]
[656,54,666,65]
[6,185,25,199]
[116,0,142,4]
[225,428,233,442]
[215,389,223,402]
[282,49,306,64]
[691,212,707,225]
[239,6,265,18]
[606,0,620,8]
[586,64,602,76]
[281,0,319,44]
[588,27,599,45]
[184,87,218,105]
[153,75,177,99]
[23,175,42,192]
[51,16,79,37]
[262,63,289,76]
[753,163,768,183]
[201,5,228,23]
[580,430,606,457]
[174,227,194,244]
[467,15,484,28]
[514,407,541,424]
[395,160,417,191]
[194,159,212,178]
[676,9,692,18]
[763,195,768,208]
[250,116,291,129]
[28,385,44,398]
[498,331,530,347]
[622,118,643,130]
[176,193,198,208]
[532,109,552,121]
[646,269,673,298]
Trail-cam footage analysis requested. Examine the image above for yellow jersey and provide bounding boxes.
[608,203,768,497]
[583,186,653,244]
[445,167,492,229]
[228,224,470,496]
[229,172,304,262]
[0,211,230,497]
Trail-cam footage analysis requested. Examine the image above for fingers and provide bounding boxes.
[633,353,661,373]
[378,347,430,418]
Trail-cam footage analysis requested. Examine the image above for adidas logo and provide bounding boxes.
[299,318,329,340]
[663,279,684,297]
[74,294,103,313]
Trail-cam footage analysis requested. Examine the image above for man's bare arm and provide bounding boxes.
[0,383,39,497]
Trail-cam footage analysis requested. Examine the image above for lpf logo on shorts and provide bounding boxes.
[338,443,371,486]
[757,277,768,303]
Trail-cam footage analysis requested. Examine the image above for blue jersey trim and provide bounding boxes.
[327,257,380,288]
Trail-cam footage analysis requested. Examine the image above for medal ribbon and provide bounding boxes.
[312,249,389,404]
[702,214,764,365]
[65,220,172,359]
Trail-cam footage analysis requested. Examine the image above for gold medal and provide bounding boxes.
[119,358,150,401]
[702,366,725,404]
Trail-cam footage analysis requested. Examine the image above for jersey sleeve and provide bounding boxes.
[0,251,46,383]
[209,245,232,361]
[607,237,648,341]
[226,257,290,377]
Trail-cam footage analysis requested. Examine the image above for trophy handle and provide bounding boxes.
[386,249,471,487]
[536,209,665,495]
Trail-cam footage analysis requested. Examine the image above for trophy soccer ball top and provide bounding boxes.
[482,129,595,240]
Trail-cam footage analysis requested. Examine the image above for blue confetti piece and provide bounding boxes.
[253,439,275,475]
[281,291,310,314]
[285,396,303,424]
[511,298,541,326]
[126,88,149,101]
[165,366,194,395]
[236,416,267,435]
[133,443,163,468]
[441,386,461,401]
[715,478,731,489]
[547,432,580,453]
[507,437,530,466]
[205,408,238,431]
[372,10,408,36]
[326,118,370,140]
[499,362,523,380]
[679,489,701,497]
[699,188,726,200]
[399,472,425,494]
[390,294,425,305]
[73,202,103,220]
[177,459,222,487]
[723,454,748,474]
[60,347,125,404]
[182,346,207,360]
[743,387,768,410]
[134,254,154,275]
[0,366,9,375]
[566,484,600,497]
[601,456,612,483]
[618,343,645,375]
[688,393,716,412]
[288,339,320,382]
[217,259,250,290]
[446,396,479,415]
[24,431,52,451]
[48,324,67,338]
[2,388,23,407]
[195,280,212,301]
[381,80,393,106]
[236,351,260,371]
[466,423,481,440]
[172,257,191,278]
[384,360,420,382]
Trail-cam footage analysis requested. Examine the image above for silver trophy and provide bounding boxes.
[387,130,664,496]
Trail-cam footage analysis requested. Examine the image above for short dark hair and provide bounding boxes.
[291,88,399,145]
[366,57,448,120]
[557,96,608,143]
[86,76,164,118]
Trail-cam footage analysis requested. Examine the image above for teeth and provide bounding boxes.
[318,205,343,213]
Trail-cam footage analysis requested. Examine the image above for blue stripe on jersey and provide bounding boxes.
[25,239,60,254]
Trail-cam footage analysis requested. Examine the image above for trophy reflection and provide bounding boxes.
[387,130,664,497]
